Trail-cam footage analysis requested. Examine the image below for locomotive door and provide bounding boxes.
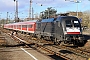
[55,21,63,41]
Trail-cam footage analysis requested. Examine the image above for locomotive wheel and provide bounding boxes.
[73,40,85,47]
[54,38,60,45]
[64,41,67,44]
[54,38,57,45]
[73,40,78,46]
[59,41,64,46]
[78,40,85,47]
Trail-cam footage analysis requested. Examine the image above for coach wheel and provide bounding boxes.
[16,32,18,34]
[11,31,14,35]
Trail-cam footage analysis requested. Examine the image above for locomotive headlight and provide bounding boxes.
[64,31,67,34]
[77,27,80,30]
[66,27,69,30]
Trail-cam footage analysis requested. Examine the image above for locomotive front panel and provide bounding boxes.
[63,17,84,45]
[54,16,84,46]
[64,17,82,37]
[65,18,81,35]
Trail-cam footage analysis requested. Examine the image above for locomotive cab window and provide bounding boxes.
[65,20,72,27]
[65,20,80,27]
[73,20,80,27]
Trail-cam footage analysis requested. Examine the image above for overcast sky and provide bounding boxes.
[0,0,90,19]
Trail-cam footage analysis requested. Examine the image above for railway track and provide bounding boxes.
[10,33,90,60]
[0,36,6,46]
[0,30,7,46]
[5,32,71,60]
[52,45,90,60]
[1,28,90,60]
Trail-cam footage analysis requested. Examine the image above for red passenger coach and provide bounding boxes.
[26,22,36,33]
[4,20,37,34]
[4,24,14,29]
[21,21,37,33]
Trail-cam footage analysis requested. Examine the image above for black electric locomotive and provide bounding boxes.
[35,16,85,46]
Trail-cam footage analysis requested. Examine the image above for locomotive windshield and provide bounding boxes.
[73,20,80,27]
[65,20,80,27]
[66,20,72,27]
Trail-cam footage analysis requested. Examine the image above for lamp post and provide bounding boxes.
[74,0,81,18]
[6,12,9,24]
[29,0,32,20]
[14,0,18,22]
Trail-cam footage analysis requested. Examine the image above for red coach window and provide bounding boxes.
[28,25,33,28]
[22,25,27,30]
[22,25,27,28]
[17,25,21,29]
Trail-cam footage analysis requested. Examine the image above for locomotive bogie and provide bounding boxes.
[64,34,85,46]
